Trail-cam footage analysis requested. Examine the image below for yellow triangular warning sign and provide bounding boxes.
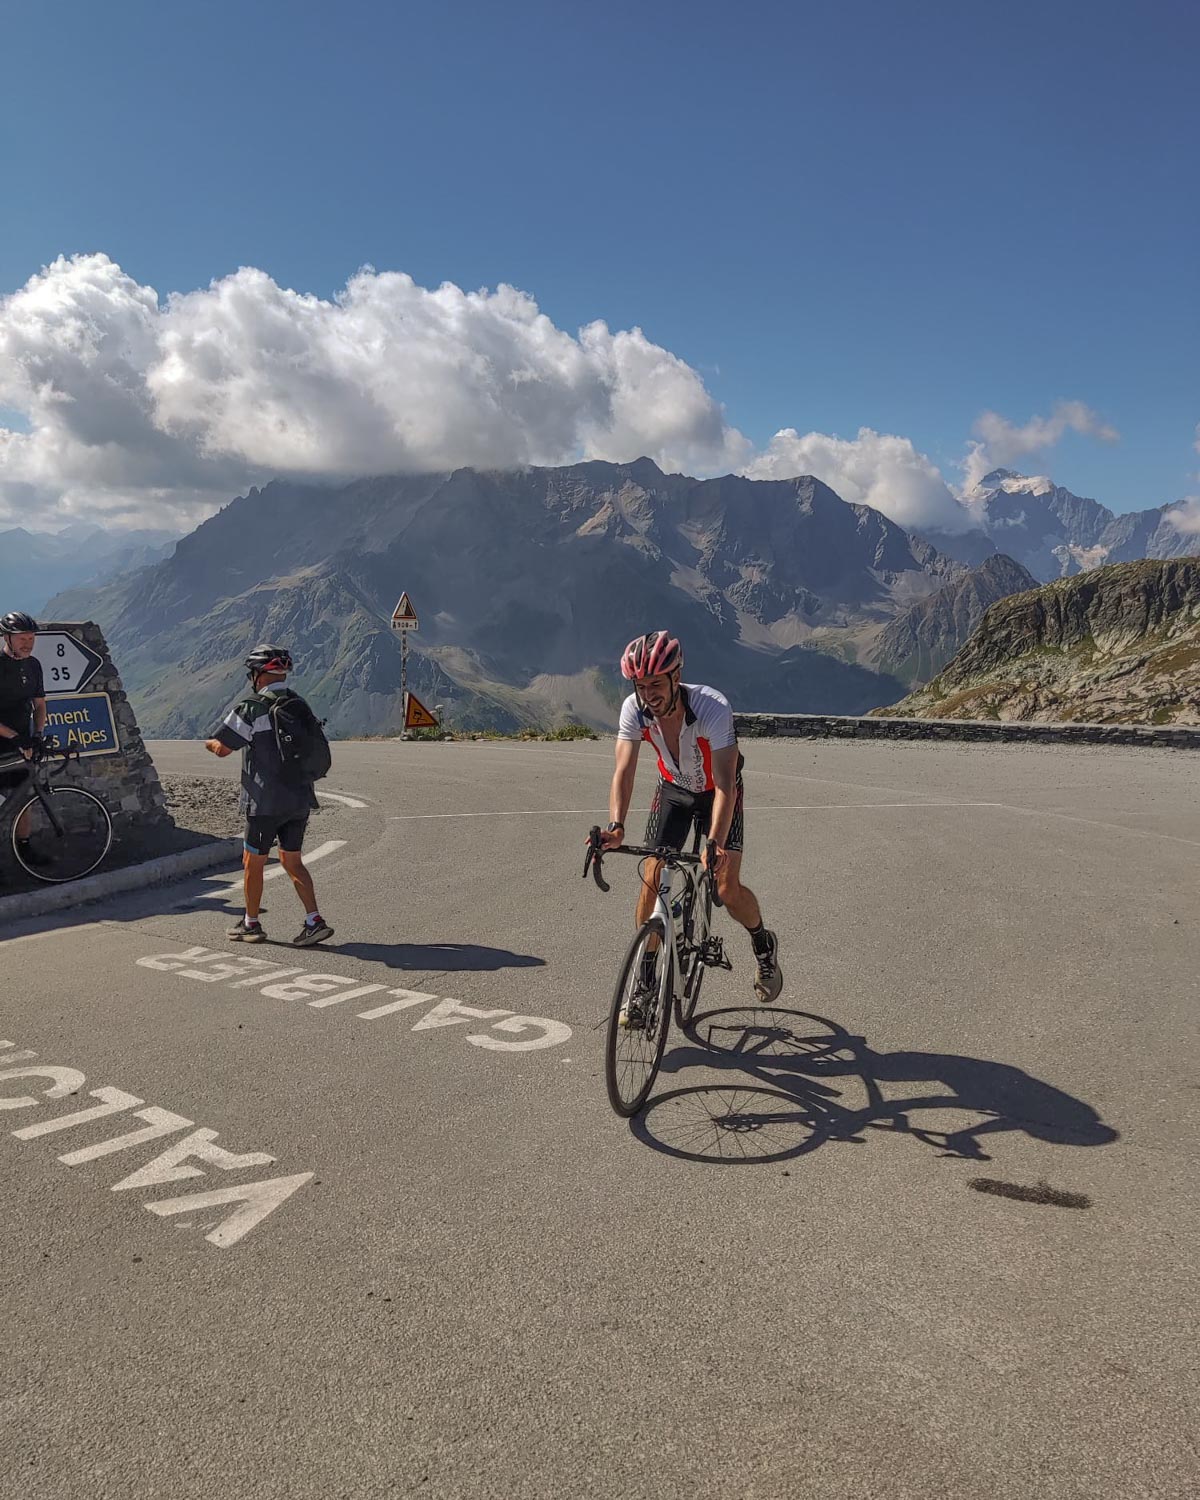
[391,592,419,628]
[404,692,439,730]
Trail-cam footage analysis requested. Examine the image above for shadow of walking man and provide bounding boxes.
[633,1006,1118,1167]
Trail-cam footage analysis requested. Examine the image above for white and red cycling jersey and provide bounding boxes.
[617,683,738,794]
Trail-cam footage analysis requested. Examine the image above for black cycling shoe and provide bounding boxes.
[753,930,783,1004]
[619,980,658,1031]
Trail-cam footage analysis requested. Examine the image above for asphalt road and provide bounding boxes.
[2,736,1198,1499]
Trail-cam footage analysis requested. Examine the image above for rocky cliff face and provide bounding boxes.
[881,559,1200,724]
[874,554,1039,685]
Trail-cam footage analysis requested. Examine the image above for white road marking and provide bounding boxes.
[260,973,359,1001]
[110,1127,274,1192]
[987,801,1200,852]
[145,1172,314,1249]
[308,983,387,1009]
[59,1108,195,1166]
[4,1040,310,1248]
[468,1016,574,1051]
[231,964,302,987]
[194,839,347,901]
[0,1066,88,1108]
[386,801,999,822]
[411,996,511,1031]
[388,807,618,821]
[317,790,368,809]
[357,989,437,1019]
[12,1086,142,1139]
[135,949,572,1053]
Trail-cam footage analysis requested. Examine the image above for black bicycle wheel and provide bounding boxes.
[676,876,713,1027]
[605,918,674,1117]
[12,787,113,883]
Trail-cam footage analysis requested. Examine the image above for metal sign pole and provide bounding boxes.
[391,591,419,742]
[401,630,409,740]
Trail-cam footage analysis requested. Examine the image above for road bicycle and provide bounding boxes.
[584,825,732,1116]
[0,744,114,884]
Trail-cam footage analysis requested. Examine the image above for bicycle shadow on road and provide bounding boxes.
[331,940,545,972]
[632,1006,1118,1167]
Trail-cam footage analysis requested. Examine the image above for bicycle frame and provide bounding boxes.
[651,858,713,1001]
[1,752,74,836]
[585,827,719,1007]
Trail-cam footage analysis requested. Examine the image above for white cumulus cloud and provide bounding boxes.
[0,254,749,528]
[742,426,974,533]
[962,400,1119,493]
[1165,497,1200,535]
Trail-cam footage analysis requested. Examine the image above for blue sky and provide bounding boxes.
[1,0,1196,526]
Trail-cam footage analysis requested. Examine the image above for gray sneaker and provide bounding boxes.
[293,917,334,947]
[228,918,266,944]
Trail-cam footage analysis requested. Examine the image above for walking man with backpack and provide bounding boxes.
[205,645,334,947]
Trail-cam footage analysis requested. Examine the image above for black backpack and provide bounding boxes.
[258,690,332,784]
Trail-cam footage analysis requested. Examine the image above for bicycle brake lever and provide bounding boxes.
[706,840,725,907]
[584,827,611,893]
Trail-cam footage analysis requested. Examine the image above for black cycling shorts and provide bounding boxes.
[244,814,308,857]
[644,759,745,854]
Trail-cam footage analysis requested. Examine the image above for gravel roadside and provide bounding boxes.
[163,774,351,842]
[0,774,346,899]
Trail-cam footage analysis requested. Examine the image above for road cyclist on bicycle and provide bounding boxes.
[0,611,49,868]
[600,629,782,1027]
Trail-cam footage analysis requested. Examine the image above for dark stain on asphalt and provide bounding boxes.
[969,1177,1091,1209]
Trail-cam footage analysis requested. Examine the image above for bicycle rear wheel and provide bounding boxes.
[605,918,674,1117]
[676,877,714,1027]
[12,787,113,883]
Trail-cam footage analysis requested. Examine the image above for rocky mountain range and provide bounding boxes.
[43,459,1200,737]
[0,523,179,614]
[47,459,978,736]
[918,469,1198,582]
[882,559,1200,724]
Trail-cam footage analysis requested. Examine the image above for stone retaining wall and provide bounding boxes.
[34,621,174,850]
[734,711,1200,750]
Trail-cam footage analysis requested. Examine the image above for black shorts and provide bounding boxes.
[644,759,745,854]
[244,814,308,857]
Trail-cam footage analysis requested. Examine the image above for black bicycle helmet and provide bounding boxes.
[1,611,39,634]
[244,644,293,680]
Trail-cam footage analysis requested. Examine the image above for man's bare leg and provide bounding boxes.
[279,848,317,916]
[243,850,268,920]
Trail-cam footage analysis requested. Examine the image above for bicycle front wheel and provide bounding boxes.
[13,787,113,883]
[605,918,674,1117]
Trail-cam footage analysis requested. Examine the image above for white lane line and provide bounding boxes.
[385,802,1000,822]
[388,807,618,821]
[411,742,976,803]
[989,802,1200,852]
[194,839,347,901]
[317,790,368,809]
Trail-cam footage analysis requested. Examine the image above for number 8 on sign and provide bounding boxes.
[31,631,104,696]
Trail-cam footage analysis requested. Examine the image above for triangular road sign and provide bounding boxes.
[391,592,419,629]
[404,692,439,730]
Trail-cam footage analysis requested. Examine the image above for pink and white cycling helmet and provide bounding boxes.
[620,630,683,681]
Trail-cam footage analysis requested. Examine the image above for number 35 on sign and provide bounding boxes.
[31,632,104,695]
